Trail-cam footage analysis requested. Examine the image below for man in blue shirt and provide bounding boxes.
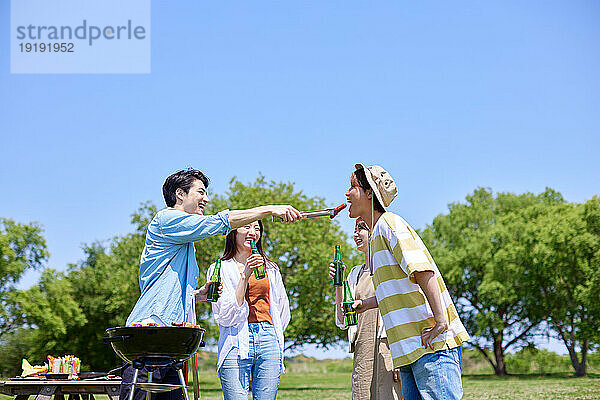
[120,169,302,400]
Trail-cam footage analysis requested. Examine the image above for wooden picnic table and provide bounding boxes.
[0,379,121,400]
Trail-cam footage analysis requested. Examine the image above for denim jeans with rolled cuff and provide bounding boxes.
[218,322,281,400]
[399,345,463,400]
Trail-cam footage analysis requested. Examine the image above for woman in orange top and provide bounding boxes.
[208,220,290,400]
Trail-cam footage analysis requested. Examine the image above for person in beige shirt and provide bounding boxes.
[329,218,402,400]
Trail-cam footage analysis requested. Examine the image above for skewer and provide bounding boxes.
[272,203,347,222]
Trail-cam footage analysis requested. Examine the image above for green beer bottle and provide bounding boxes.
[250,239,266,279]
[342,280,358,326]
[333,245,344,287]
[207,259,222,302]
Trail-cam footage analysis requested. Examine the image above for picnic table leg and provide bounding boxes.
[55,394,65,400]
[105,385,120,400]
[15,395,30,400]
[34,385,56,400]
[68,394,80,400]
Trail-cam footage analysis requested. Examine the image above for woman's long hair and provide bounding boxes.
[221,220,272,265]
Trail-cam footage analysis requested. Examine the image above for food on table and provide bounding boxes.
[47,355,81,379]
[21,359,48,377]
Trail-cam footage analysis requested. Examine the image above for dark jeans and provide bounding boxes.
[119,362,183,400]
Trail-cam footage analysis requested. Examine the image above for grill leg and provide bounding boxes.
[145,370,153,400]
[128,368,139,400]
[177,368,190,400]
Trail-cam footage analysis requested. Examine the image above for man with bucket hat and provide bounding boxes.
[345,164,469,400]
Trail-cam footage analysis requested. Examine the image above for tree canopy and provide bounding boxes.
[495,196,600,376]
[0,218,48,340]
[421,188,600,376]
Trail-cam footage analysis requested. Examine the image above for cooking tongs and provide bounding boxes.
[273,203,347,222]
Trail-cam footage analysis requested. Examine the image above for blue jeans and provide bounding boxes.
[218,322,281,400]
[399,346,463,400]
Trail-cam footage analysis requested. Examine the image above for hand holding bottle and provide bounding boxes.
[352,296,378,314]
[195,281,222,301]
[206,259,223,302]
[249,239,266,279]
[329,262,345,325]
[244,253,263,279]
[332,245,344,286]
[235,254,263,306]
[342,281,358,326]
[328,263,346,281]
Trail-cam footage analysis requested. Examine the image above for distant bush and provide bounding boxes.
[461,346,599,376]
[461,349,494,375]
[193,348,600,377]
[505,347,571,374]
[325,359,353,373]
[195,351,218,371]
[587,353,600,371]
[283,355,353,374]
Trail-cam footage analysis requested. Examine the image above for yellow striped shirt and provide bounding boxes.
[371,212,470,368]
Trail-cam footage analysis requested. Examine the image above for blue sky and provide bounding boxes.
[1,1,598,358]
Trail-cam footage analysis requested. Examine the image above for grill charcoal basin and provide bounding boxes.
[104,326,205,366]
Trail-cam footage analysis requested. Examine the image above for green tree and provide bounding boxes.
[16,269,86,360]
[0,218,48,339]
[0,328,35,377]
[420,188,562,375]
[499,196,600,376]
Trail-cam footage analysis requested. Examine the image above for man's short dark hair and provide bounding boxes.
[162,169,210,207]
[354,168,385,213]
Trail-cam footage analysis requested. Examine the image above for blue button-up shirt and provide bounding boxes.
[126,208,231,326]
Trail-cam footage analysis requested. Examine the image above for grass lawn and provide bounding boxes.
[462,373,600,400]
[1,372,598,399]
[195,371,351,400]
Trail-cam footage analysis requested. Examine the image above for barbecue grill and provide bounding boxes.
[104,326,205,400]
